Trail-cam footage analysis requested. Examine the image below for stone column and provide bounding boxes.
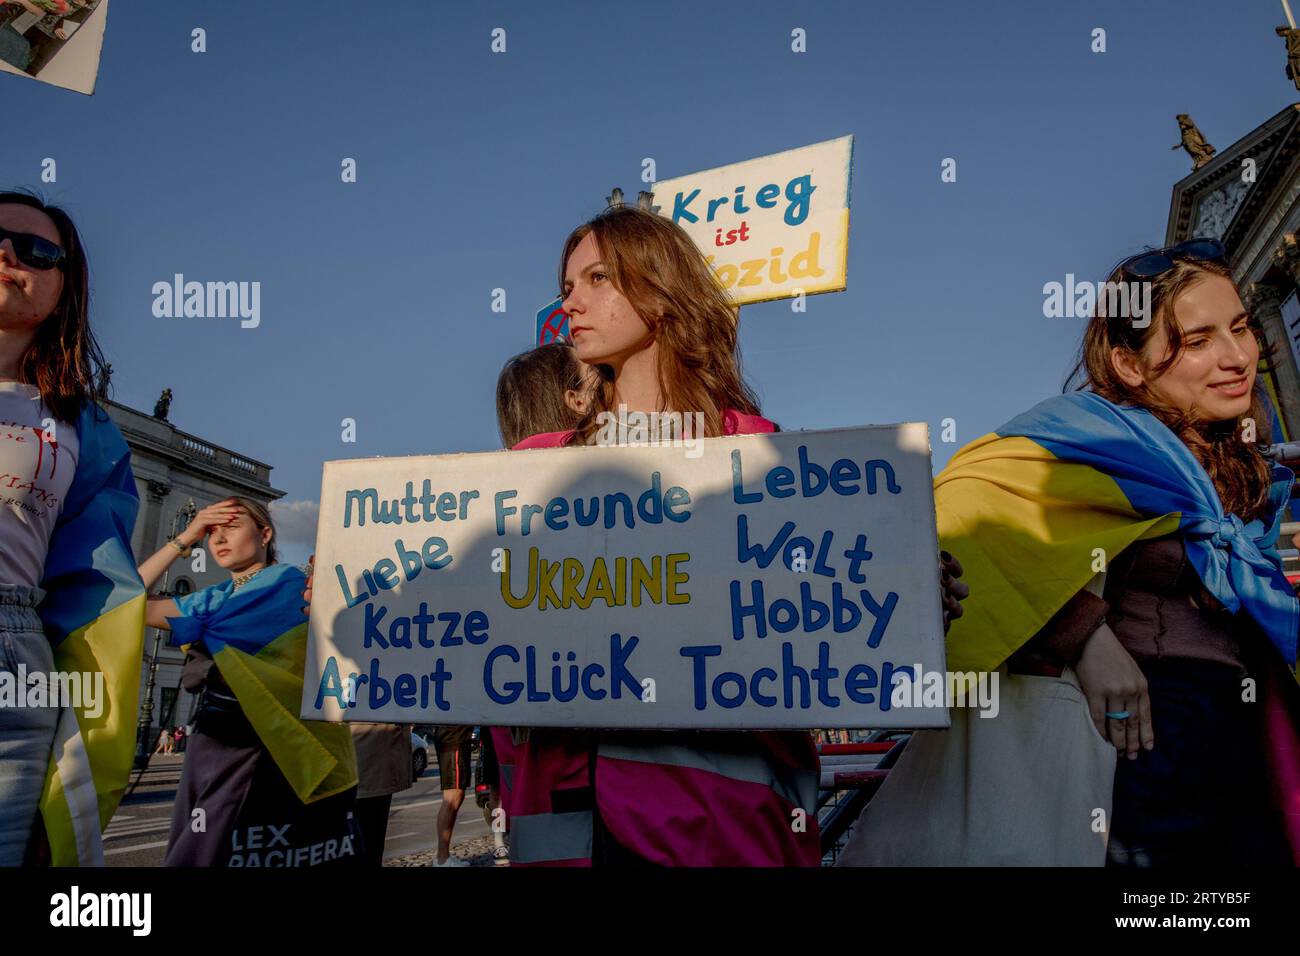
[1244,243,1300,442]
[140,480,171,562]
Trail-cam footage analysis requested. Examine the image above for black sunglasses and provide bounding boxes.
[0,225,66,272]
[1118,237,1226,278]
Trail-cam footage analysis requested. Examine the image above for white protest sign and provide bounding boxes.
[301,423,948,729]
[651,134,853,306]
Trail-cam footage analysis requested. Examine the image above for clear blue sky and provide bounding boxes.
[2,0,1293,562]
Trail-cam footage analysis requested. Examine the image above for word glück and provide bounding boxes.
[1041,275,1151,327]
[0,665,103,718]
[151,273,261,328]
[49,886,151,936]
[889,663,1000,718]
[594,404,705,459]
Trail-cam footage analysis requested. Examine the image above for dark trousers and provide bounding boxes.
[1107,658,1291,867]
[354,794,393,867]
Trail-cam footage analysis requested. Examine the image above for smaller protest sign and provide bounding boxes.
[651,135,853,306]
[0,0,109,95]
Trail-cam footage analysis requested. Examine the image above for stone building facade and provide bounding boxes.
[104,395,284,748]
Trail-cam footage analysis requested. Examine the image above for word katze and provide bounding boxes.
[49,886,151,936]
[1042,275,1151,326]
[151,273,261,328]
[0,665,103,717]
[594,403,705,459]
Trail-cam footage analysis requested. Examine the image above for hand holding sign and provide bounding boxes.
[302,424,950,729]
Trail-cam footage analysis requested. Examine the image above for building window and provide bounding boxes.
[159,687,178,730]
[173,577,194,597]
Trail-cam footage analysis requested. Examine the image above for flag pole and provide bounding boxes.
[1284,0,1297,30]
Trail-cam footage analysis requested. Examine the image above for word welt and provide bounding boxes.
[151,274,261,328]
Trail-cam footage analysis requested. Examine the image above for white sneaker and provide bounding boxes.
[428,856,470,867]
[493,846,510,866]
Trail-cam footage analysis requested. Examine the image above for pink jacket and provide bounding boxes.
[494,410,822,866]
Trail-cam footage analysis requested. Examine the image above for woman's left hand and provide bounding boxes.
[939,550,968,634]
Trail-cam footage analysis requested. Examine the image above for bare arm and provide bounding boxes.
[138,499,241,630]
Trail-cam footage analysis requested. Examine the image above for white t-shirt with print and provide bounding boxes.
[0,382,79,588]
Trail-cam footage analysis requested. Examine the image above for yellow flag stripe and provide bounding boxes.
[40,591,147,866]
[936,435,1182,673]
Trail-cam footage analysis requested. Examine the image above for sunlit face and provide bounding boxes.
[0,204,65,332]
[561,233,653,368]
[1113,274,1259,422]
[207,508,271,571]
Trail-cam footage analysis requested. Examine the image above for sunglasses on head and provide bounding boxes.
[1118,237,1226,278]
[0,225,66,272]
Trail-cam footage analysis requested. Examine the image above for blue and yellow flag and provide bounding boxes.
[37,401,147,867]
[169,562,356,803]
[937,391,1299,675]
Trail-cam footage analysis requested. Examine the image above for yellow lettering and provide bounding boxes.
[666,553,691,604]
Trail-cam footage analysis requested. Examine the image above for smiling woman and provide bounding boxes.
[843,238,1300,867]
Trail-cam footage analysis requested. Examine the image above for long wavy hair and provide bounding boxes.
[558,206,762,445]
[495,342,585,447]
[1066,255,1275,522]
[1,190,106,425]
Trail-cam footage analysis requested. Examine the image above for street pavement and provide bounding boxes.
[106,753,492,866]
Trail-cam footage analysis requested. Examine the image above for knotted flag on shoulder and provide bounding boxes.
[168,562,357,803]
[936,390,1298,675]
[37,401,147,867]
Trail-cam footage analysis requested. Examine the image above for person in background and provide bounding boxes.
[474,723,508,865]
[495,341,594,447]
[140,496,361,867]
[429,725,473,867]
[350,722,414,867]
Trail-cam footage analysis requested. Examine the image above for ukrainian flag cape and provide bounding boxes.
[37,401,147,867]
[937,391,1299,675]
[168,562,356,804]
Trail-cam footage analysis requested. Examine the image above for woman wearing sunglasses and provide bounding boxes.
[844,238,1299,866]
[0,191,148,865]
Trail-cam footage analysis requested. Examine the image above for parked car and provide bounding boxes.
[411,731,428,782]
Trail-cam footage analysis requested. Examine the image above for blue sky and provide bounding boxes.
[2,0,1293,561]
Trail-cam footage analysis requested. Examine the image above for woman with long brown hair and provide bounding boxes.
[493,205,967,867]
[0,190,147,866]
[843,238,1300,866]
